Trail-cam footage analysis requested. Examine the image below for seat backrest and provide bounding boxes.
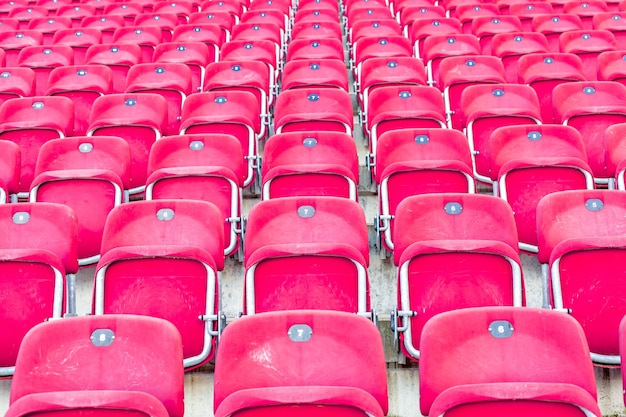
[46,64,113,95]
[125,62,193,94]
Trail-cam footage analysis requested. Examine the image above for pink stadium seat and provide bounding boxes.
[36,0,71,14]
[393,194,523,361]
[55,4,96,27]
[87,93,167,195]
[532,13,584,52]
[0,18,20,33]
[456,3,499,33]
[5,314,184,417]
[84,43,142,93]
[351,18,402,51]
[409,17,462,58]
[145,133,246,257]
[239,9,288,43]
[375,128,475,252]
[351,35,412,88]
[422,33,481,89]
[286,37,345,62]
[103,2,143,24]
[420,307,602,417]
[214,310,388,417]
[231,22,282,62]
[180,91,260,188]
[605,123,626,189]
[0,1,27,18]
[153,42,212,93]
[461,83,542,183]
[0,202,78,377]
[563,0,608,29]
[220,39,279,84]
[292,19,343,40]
[592,12,626,48]
[133,12,178,43]
[281,58,348,91]
[293,7,340,23]
[243,196,371,315]
[8,6,47,29]
[0,30,43,66]
[0,140,19,203]
[471,14,523,55]
[0,66,35,105]
[346,5,393,32]
[400,5,446,36]
[559,29,617,80]
[16,45,73,96]
[188,11,234,43]
[172,23,223,63]
[112,26,163,64]
[27,16,72,45]
[552,80,626,184]
[80,14,125,44]
[261,131,360,201]
[0,96,73,194]
[509,1,555,31]
[537,189,626,365]
[46,64,113,135]
[154,0,196,24]
[491,31,549,83]
[200,0,242,25]
[94,199,225,369]
[488,125,594,253]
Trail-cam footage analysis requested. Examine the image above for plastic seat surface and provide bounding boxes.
[27,17,72,45]
[0,66,35,106]
[532,13,584,52]
[112,26,163,64]
[0,30,43,66]
[133,12,179,43]
[16,45,73,96]
[0,140,19,203]
[80,14,125,43]
[282,58,349,91]
[471,14,523,55]
[422,33,481,89]
[51,27,102,65]
[559,29,617,80]
[409,17,462,58]
[592,12,626,48]
[85,43,142,93]
[286,37,345,62]
[455,3,499,33]
[491,31,549,83]
[509,1,555,30]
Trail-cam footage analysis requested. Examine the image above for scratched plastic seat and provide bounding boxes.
[87,93,167,195]
[214,310,388,417]
[419,307,602,417]
[281,58,349,91]
[488,125,594,253]
[518,52,586,123]
[46,64,113,136]
[243,196,371,315]
[0,66,35,106]
[552,81,626,184]
[180,91,260,188]
[52,27,102,65]
[393,193,524,362]
[16,45,73,96]
[559,29,617,80]
[471,14,522,55]
[80,14,125,44]
[0,140,19,203]
[94,199,225,369]
[563,0,608,29]
[5,314,184,417]
[112,26,163,64]
[30,136,129,266]
[537,189,626,365]
[375,128,475,252]
[0,96,73,194]
[421,33,481,89]
[461,83,542,183]
[145,133,245,257]
[491,31,549,83]
[273,88,354,135]
[532,13,584,52]
[261,131,359,201]
[0,202,78,377]
[439,55,506,130]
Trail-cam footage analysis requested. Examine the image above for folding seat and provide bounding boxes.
[125,62,193,136]
[180,91,260,188]
[0,202,78,377]
[366,85,447,159]
[286,37,345,63]
[154,0,197,24]
[220,39,279,88]
[36,0,71,14]
[421,33,481,89]
[103,2,143,25]
[261,131,360,201]
[393,193,524,361]
[172,23,223,63]
[5,315,183,415]
[243,196,371,315]
[552,81,626,184]
[592,12,626,48]
[153,42,212,93]
[0,17,19,32]
[145,134,245,257]
[349,18,402,53]
[188,11,233,43]
[8,6,47,29]
[112,26,163,64]
[0,30,43,66]
[27,16,72,45]
[0,96,73,194]
[199,0,242,25]
[94,199,224,368]
[16,45,73,96]
[456,2,499,34]
[492,32,549,83]
[0,140,19,203]
[81,0,119,15]
[375,128,475,252]
[239,9,288,44]
[132,12,178,44]
[55,4,96,27]
[598,50,626,86]
[298,0,340,13]
[281,58,349,91]
[442,0,485,19]
[409,17,462,59]
[351,35,412,88]
[87,93,168,195]
[346,5,394,33]
[230,22,283,63]
[30,136,130,266]
[518,52,586,123]
[273,88,354,135]
[0,0,27,18]
[46,65,113,136]
[532,13,584,52]
[563,0,608,29]
[392,0,438,18]
[560,29,617,80]
[399,5,446,35]
[204,60,271,140]
[602,122,626,188]
[292,19,343,40]
[132,0,160,13]
[537,189,626,365]
[84,43,142,93]
[214,310,388,417]
[52,27,101,66]
[0,66,35,106]
[419,307,602,416]
[247,0,291,16]
[461,83,542,183]
[509,1,555,31]
[488,125,594,253]
[471,15,523,55]
[293,7,339,24]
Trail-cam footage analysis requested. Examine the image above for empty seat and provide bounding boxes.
[220,39,279,85]
[375,128,475,252]
[488,125,594,253]
[145,133,245,257]
[154,0,196,24]
[0,30,43,66]
[409,17,462,58]
[461,83,542,183]
[243,196,371,315]
[293,7,339,24]
[30,136,130,266]
[605,123,626,189]
[491,31,549,83]
[350,18,402,49]
[94,199,225,369]
[134,12,178,43]
[592,12,626,48]
[422,33,481,89]
[172,23,223,63]
[8,6,47,29]
[394,193,523,361]
[281,58,349,91]
[80,14,125,44]
[188,11,234,43]
[0,140,19,203]
[17,45,73,96]
[286,37,345,62]
[0,96,73,194]
[230,22,282,62]
[456,3,499,33]
[0,202,78,377]
[87,93,168,195]
[518,52,586,123]
[84,43,142,93]
[559,29,617,80]
[103,2,143,24]
[261,131,360,201]
[564,0,608,29]
[400,5,446,36]
[5,314,184,416]
[0,66,35,106]
[153,41,213,93]
[112,26,163,64]
[52,27,102,65]
[240,10,288,44]
[46,64,113,135]
[552,80,626,184]
[509,1,555,31]
[471,15,523,55]
[27,16,72,45]
[292,19,343,40]
[532,13,584,52]
[537,189,626,365]
[214,310,388,417]
[55,4,96,27]
[420,307,602,417]
[351,35,412,88]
